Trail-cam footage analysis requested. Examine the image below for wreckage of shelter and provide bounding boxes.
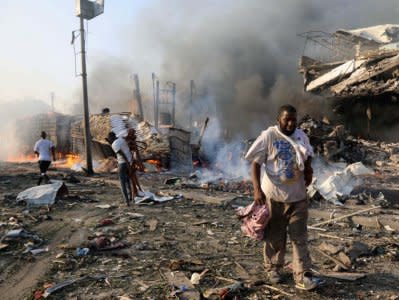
[300,24,399,98]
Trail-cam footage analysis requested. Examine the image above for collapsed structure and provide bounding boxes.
[15,111,194,171]
[299,24,399,136]
[299,24,399,97]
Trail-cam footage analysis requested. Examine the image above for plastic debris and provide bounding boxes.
[134,191,183,204]
[30,247,49,255]
[4,228,42,243]
[76,247,90,257]
[43,275,106,298]
[16,180,68,207]
[311,157,374,204]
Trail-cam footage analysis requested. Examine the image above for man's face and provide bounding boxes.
[278,111,297,136]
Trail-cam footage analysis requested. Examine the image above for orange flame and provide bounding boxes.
[144,159,162,172]
[6,153,36,163]
[56,154,82,168]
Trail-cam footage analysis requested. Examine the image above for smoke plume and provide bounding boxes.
[83,0,399,139]
[0,99,50,160]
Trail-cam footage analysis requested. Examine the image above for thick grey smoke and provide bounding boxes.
[0,99,50,160]
[85,0,399,139]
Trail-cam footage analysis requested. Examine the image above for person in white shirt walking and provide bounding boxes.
[34,131,56,185]
[107,131,134,206]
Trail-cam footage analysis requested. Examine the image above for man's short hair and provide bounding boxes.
[102,107,110,114]
[278,104,297,117]
[41,131,47,138]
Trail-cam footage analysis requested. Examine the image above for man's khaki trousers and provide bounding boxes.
[263,198,311,282]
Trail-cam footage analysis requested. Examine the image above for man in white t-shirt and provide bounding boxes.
[34,131,56,185]
[108,131,133,206]
[245,105,319,291]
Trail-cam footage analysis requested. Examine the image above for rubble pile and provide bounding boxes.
[91,114,170,161]
[89,114,112,142]
[135,121,170,160]
[163,169,252,194]
[300,25,399,98]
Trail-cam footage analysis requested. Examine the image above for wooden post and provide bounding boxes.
[152,73,156,125]
[189,80,194,130]
[155,80,160,129]
[172,82,176,126]
[133,74,144,121]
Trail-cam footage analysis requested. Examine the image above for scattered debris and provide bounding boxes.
[314,270,367,281]
[16,181,68,207]
[95,204,114,209]
[311,205,381,227]
[190,269,209,285]
[310,157,375,204]
[134,191,182,204]
[163,269,201,300]
[203,281,246,299]
[43,275,106,298]
[75,247,90,257]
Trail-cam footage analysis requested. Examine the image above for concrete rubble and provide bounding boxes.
[300,24,399,98]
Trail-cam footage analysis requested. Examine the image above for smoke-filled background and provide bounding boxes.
[1,0,399,160]
[85,0,399,138]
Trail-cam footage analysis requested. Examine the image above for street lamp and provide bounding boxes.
[74,0,105,174]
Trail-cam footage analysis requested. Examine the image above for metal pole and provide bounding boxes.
[172,83,176,127]
[133,74,144,121]
[155,80,159,129]
[189,80,194,129]
[80,16,94,175]
[152,73,156,124]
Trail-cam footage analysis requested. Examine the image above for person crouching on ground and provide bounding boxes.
[108,131,133,206]
[245,104,319,291]
[34,131,56,185]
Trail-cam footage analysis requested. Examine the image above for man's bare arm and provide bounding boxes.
[251,161,266,204]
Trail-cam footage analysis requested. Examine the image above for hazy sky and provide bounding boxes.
[1,0,399,120]
[0,0,147,108]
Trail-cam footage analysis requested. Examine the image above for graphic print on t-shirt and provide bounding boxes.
[272,139,300,184]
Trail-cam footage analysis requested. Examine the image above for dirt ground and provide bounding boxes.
[0,161,398,300]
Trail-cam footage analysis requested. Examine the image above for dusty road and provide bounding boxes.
[0,162,398,299]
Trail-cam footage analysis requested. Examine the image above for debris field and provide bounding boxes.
[0,152,398,299]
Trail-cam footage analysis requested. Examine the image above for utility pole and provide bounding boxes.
[133,74,144,121]
[80,16,94,174]
[171,82,176,126]
[74,0,104,175]
[155,80,160,129]
[152,73,156,125]
[189,80,194,130]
